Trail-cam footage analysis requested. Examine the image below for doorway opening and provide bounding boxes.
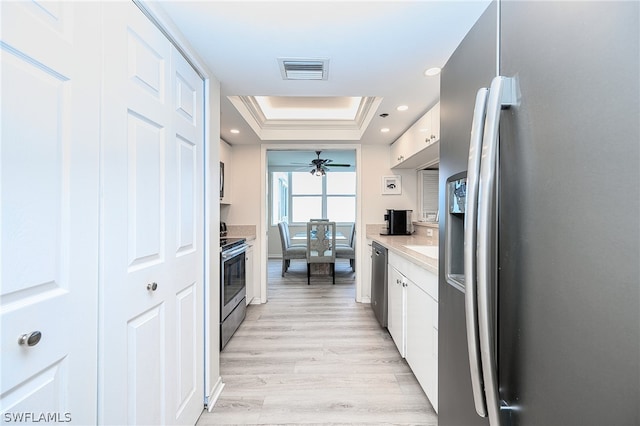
[260,146,363,304]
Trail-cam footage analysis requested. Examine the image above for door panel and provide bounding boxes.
[498,2,640,424]
[438,2,495,425]
[127,111,166,269]
[0,2,100,424]
[177,137,196,255]
[127,304,166,425]
[176,283,197,417]
[170,42,205,426]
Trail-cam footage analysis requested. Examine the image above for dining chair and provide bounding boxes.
[278,222,306,277]
[306,221,336,285]
[336,222,356,271]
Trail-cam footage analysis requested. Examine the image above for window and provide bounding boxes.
[271,172,289,224]
[271,171,356,224]
[326,173,356,223]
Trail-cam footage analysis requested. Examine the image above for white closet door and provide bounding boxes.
[100,2,204,425]
[0,2,100,424]
[170,44,205,426]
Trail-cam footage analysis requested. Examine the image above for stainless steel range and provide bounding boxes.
[220,226,248,349]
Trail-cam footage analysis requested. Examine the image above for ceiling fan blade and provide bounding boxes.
[326,163,351,167]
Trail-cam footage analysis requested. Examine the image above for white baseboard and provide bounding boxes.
[205,376,225,412]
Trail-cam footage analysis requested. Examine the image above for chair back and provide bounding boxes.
[306,221,336,264]
[347,223,356,247]
[277,222,290,250]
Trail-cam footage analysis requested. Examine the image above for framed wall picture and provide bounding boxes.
[382,175,401,195]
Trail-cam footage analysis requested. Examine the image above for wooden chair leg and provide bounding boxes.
[282,258,286,277]
[332,263,335,285]
[307,263,310,285]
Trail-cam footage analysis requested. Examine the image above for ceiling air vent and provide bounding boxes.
[278,58,329,81]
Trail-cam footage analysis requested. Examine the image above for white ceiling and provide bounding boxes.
[156,1,491,147]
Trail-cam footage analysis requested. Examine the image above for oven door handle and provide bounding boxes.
[221,244,249,259]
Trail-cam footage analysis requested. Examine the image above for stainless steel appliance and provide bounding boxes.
[381,209,413,235]
[439,2,639,425]
[370,241,388,327]
[220,234,248,349]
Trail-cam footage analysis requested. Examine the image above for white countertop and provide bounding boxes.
[366,232,438,275]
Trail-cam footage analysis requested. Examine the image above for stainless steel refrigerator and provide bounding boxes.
[438,2,639,425]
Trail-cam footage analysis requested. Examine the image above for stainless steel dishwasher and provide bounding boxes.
[370,241,388,328]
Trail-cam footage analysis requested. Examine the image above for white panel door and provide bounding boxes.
[100,3,204,425]
[0,2,100,424]
[171,43,204,426]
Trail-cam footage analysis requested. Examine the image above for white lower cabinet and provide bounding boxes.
[246,242,255,305]
[388,251,438,411]
[406,280,438,412]
[387,265,406,357]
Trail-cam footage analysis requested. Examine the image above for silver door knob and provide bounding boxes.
[147,282,158,291]
[18,331,42,347]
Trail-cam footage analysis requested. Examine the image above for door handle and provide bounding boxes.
[464,87,489,418]
[18,331,42,347]
[147,282,158,291]
[476,76,517,426]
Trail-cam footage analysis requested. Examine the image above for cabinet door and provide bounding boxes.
[411,108,433,154]
[389,137,406,168]
[430,102,440,143]
[387,266,406,357]
[406,281,438,411]
[245,244,255,305]
[219,139,232,204]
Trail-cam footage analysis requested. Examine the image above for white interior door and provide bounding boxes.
[0,2,100,424]
[100,3,204,425]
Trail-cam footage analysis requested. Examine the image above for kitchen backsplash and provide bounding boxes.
[366,223,438,245]
[226,225,256,240]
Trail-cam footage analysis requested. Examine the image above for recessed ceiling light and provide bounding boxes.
[396,105,409,111]
[381,128,390,133]
[230,129,240,134]
[424,67,441,77]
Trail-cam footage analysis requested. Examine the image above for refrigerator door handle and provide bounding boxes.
[477,76,517,426]
[464,87,489,418]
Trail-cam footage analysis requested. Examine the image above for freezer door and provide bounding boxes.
[498,2,640,425]
[438,2,497,426]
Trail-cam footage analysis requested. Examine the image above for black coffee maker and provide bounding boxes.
[381,209,413,235]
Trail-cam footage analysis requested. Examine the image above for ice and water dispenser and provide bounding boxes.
[445,172,467,291]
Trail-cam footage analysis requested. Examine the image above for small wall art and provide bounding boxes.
[382,175,402,195]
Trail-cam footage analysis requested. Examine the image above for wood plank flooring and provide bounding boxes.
[196,258,436,425]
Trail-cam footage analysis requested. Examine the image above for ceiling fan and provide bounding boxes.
[307,151,351,176]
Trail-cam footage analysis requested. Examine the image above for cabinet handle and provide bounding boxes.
[18,331,42,347]
[147,282,158,291]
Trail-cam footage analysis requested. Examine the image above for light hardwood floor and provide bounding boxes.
[197,258,436,425]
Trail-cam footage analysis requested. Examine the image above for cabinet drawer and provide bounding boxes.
[388,251,438,301]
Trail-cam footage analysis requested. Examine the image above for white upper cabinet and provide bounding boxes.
[390,102,440,169]
[220,139,233,204]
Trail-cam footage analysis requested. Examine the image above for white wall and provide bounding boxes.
[220,142,418,304]
[361,144,418,226]
[224,144,262,225]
